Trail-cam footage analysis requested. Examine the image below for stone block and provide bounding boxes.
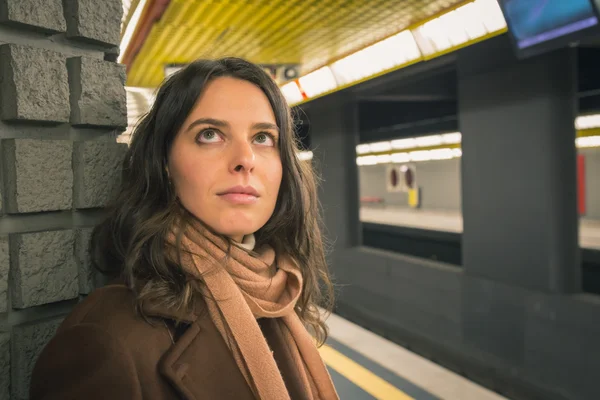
[73,141,127,209]
[10,230,78,309]
[0,236,8,313]
[64,0,122,46]
[2,139,73,213]
[68,57,127,128]
[0,44,70,123]
[76,227,98,294]
[11,318,61,400]
[0,0,66,33]
[0,333,9,400]
[0,142,2,214]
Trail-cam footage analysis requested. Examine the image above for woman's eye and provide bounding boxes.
[254,132,275,146]
[197,129,222,143]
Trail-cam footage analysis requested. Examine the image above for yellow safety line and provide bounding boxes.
[318,344,415,400]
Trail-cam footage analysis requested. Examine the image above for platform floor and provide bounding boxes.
[323,312,508,400]
[360,207,600,251]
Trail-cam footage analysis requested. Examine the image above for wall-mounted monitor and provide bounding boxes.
[498,0,600,59]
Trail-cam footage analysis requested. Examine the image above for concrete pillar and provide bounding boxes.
[304,94,361,276]
[458,36,580,293]
[0,1,127,398]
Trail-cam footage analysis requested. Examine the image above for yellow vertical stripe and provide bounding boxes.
[318,344,415,400]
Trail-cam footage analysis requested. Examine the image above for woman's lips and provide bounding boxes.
[218,192,259,204]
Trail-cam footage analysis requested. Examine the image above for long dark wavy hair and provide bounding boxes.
[90,57,334,344]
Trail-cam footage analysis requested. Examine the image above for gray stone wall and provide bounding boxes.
[0,1,127,398]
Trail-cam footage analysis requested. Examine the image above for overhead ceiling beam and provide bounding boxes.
[122,0,171,69]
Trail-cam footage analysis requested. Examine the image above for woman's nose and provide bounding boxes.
[230,140,255,173]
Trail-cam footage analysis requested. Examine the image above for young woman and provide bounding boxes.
[30,58,338,400]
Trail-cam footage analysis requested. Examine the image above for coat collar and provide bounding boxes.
[140,297,198,325]
[155,301,256,400]
[109,277,199,324]
[158,321,203,399]
[109,280,255,399]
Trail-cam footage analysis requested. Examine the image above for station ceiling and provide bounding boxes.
[121,0,468,88]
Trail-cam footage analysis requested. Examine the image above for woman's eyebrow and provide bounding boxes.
[252,122,279,132]
[186,118,229,132]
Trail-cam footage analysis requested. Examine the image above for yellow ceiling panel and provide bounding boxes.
[126,0,467,88]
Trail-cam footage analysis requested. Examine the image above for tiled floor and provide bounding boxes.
[360,206,600,250]
[322,312,509,400]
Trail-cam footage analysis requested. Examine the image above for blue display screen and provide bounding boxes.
[500,0,598,49]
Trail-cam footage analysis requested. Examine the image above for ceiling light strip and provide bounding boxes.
[282,0,507,106]
[356,134,600,166]
[412,0,506,59]
[297,66,338,99]
[576,136,600,148]
[358,132,462,154]
[330,30,422,86]
[356,117,600,155]
[357,147,463,165]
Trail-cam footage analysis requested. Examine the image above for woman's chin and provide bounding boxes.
[190,206,272,241]
[211,218,262,241]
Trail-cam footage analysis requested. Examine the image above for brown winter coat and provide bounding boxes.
[29,283,311,399]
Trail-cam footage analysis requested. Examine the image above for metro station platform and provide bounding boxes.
[360,207,600,251]
[323,312,508,400]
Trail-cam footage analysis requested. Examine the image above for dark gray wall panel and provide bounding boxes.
[306,95,361,253]
[335,248,600,400]
[458,36,579,293]
[462,277,527,367]
[335,248,463,346]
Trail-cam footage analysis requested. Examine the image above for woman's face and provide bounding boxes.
[168,76,283,242]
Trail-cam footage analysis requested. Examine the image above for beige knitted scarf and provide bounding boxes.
[173,220,339,400]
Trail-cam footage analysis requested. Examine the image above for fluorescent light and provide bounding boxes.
[415,135,443,147]
[421,148,455,160]
[297,151,313,161]
[359,133,462,154]
[356,146,462,165]
[354,125,600,166]
[460,2,488,40]
[368,141,392,152]
[356,154,392,165]
[478,0,508,32]
[575,114,600,130]
[412,0,506,57]
[356,144,371,154]
[330,30,421,86]
[576,136,600,148]
[408,150,434,162]
[376,154,392,164]
[357,155,378,166]
[441,132,462,144]
[391,138,417,149]
[391,152,411,163]
[298,66,338,98]
[118,0,148,63]
[280,82,304,105]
